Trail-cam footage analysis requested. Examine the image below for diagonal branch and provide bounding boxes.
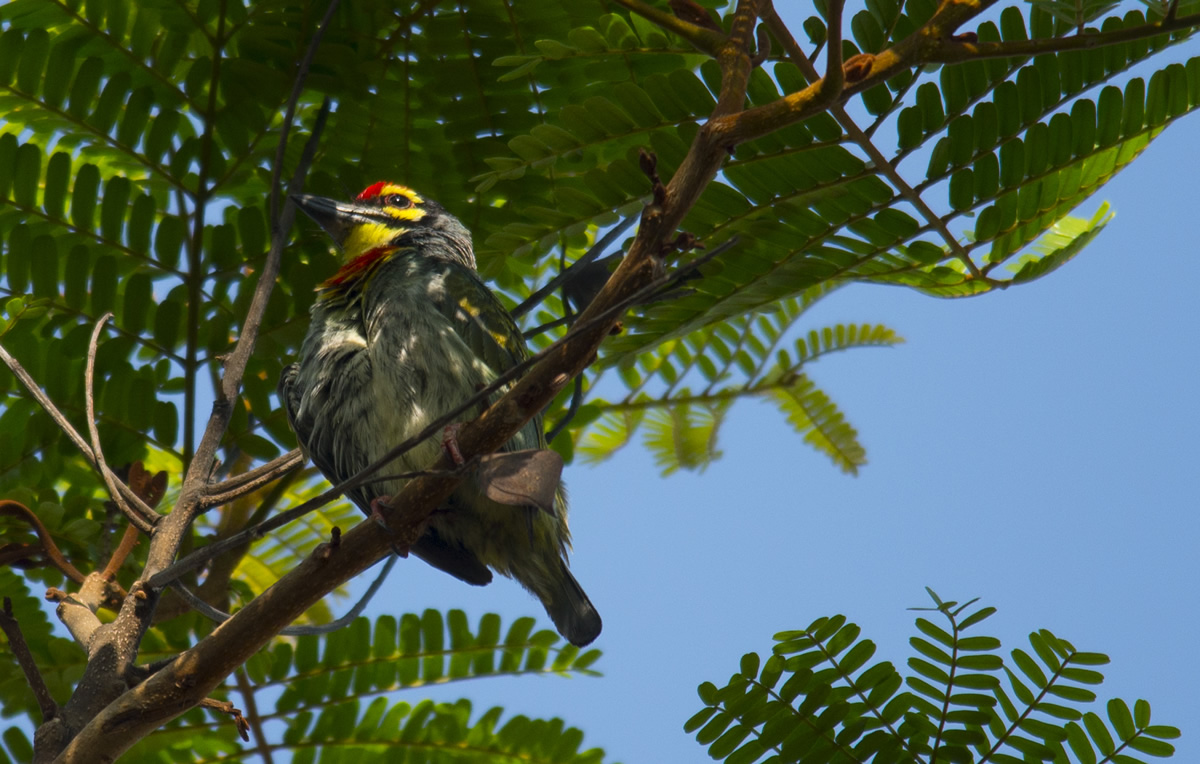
[0,500,86,585]
[147,238,735,590]
[149,96,332,579]
[0,597,58,722]
[269,0,342,227]
[762,3,994,284]
[510,212,639,319]
[63,232,734,760]
[931,11,1200,61]
[609,0,727,54]
[201,449,305,509]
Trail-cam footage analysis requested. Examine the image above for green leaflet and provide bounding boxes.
[689,590,1180,764]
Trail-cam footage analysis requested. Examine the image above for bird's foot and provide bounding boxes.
[442,424,466,466]
[369,495,410,557]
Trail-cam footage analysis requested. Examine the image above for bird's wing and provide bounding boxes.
[429,262,544,449]
[279,355,364,500]
[278,362,308,455]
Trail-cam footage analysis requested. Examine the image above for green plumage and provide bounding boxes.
[280,185,601,647]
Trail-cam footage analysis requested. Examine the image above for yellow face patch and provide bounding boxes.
[343,221,398,259]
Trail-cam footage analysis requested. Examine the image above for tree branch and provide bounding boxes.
[0,597,59,722]
[707,0,1002,147]
[0,345,158,533]
[0,500,86,585]
[34,18,337,764]
[761,3,994,284]
[201,449,305,509]
[84,314,162,530]
[233,670,272,762]
[930,11,1200,62]
[182,0,229,471]
[608,0,726,55]
[510,212,639,320]
[147,97,332,582]
[269,0,341,226]
[147,240,730,590]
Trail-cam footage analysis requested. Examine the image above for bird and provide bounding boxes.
[279,181,602,647]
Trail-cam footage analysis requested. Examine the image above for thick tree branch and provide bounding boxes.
[147,241,727,590]
[708,0,1000,147]
[63,234,730,760]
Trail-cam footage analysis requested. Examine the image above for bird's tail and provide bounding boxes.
[543,559,602,647]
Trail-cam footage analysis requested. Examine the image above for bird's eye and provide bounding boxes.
[386,194,412,209]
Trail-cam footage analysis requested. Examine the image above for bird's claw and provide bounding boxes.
[442,423,466,466]
[369,495,410,557]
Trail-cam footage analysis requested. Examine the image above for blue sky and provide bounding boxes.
[357,43,1200,764]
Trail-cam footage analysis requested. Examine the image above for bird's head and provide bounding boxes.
[291,182,474,273]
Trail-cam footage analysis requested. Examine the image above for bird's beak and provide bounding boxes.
[290,194,371,249]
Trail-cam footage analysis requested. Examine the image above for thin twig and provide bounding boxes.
[0,343,158,533]
[270,0,341,227]
[510,212,639,319]
[522,313,573,340]
[150,97,332,579]
[931,10,1200,61]
[198,698,250,742]
[99,526,140,582]
[0,597,58,722]
[0,500,86,584]
[546,373,584,443]
[85,314,155,530]
[201,449,305,509]
[166,555,396,637]
[233,669,273,763]
[762,3,992,283]
[609,0,727,53]
[148,237,739,589]
[183,0,229,471]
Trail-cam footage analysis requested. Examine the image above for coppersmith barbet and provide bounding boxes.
[279,182,601,646]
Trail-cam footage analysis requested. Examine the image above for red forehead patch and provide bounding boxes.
[356,181,389,200]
